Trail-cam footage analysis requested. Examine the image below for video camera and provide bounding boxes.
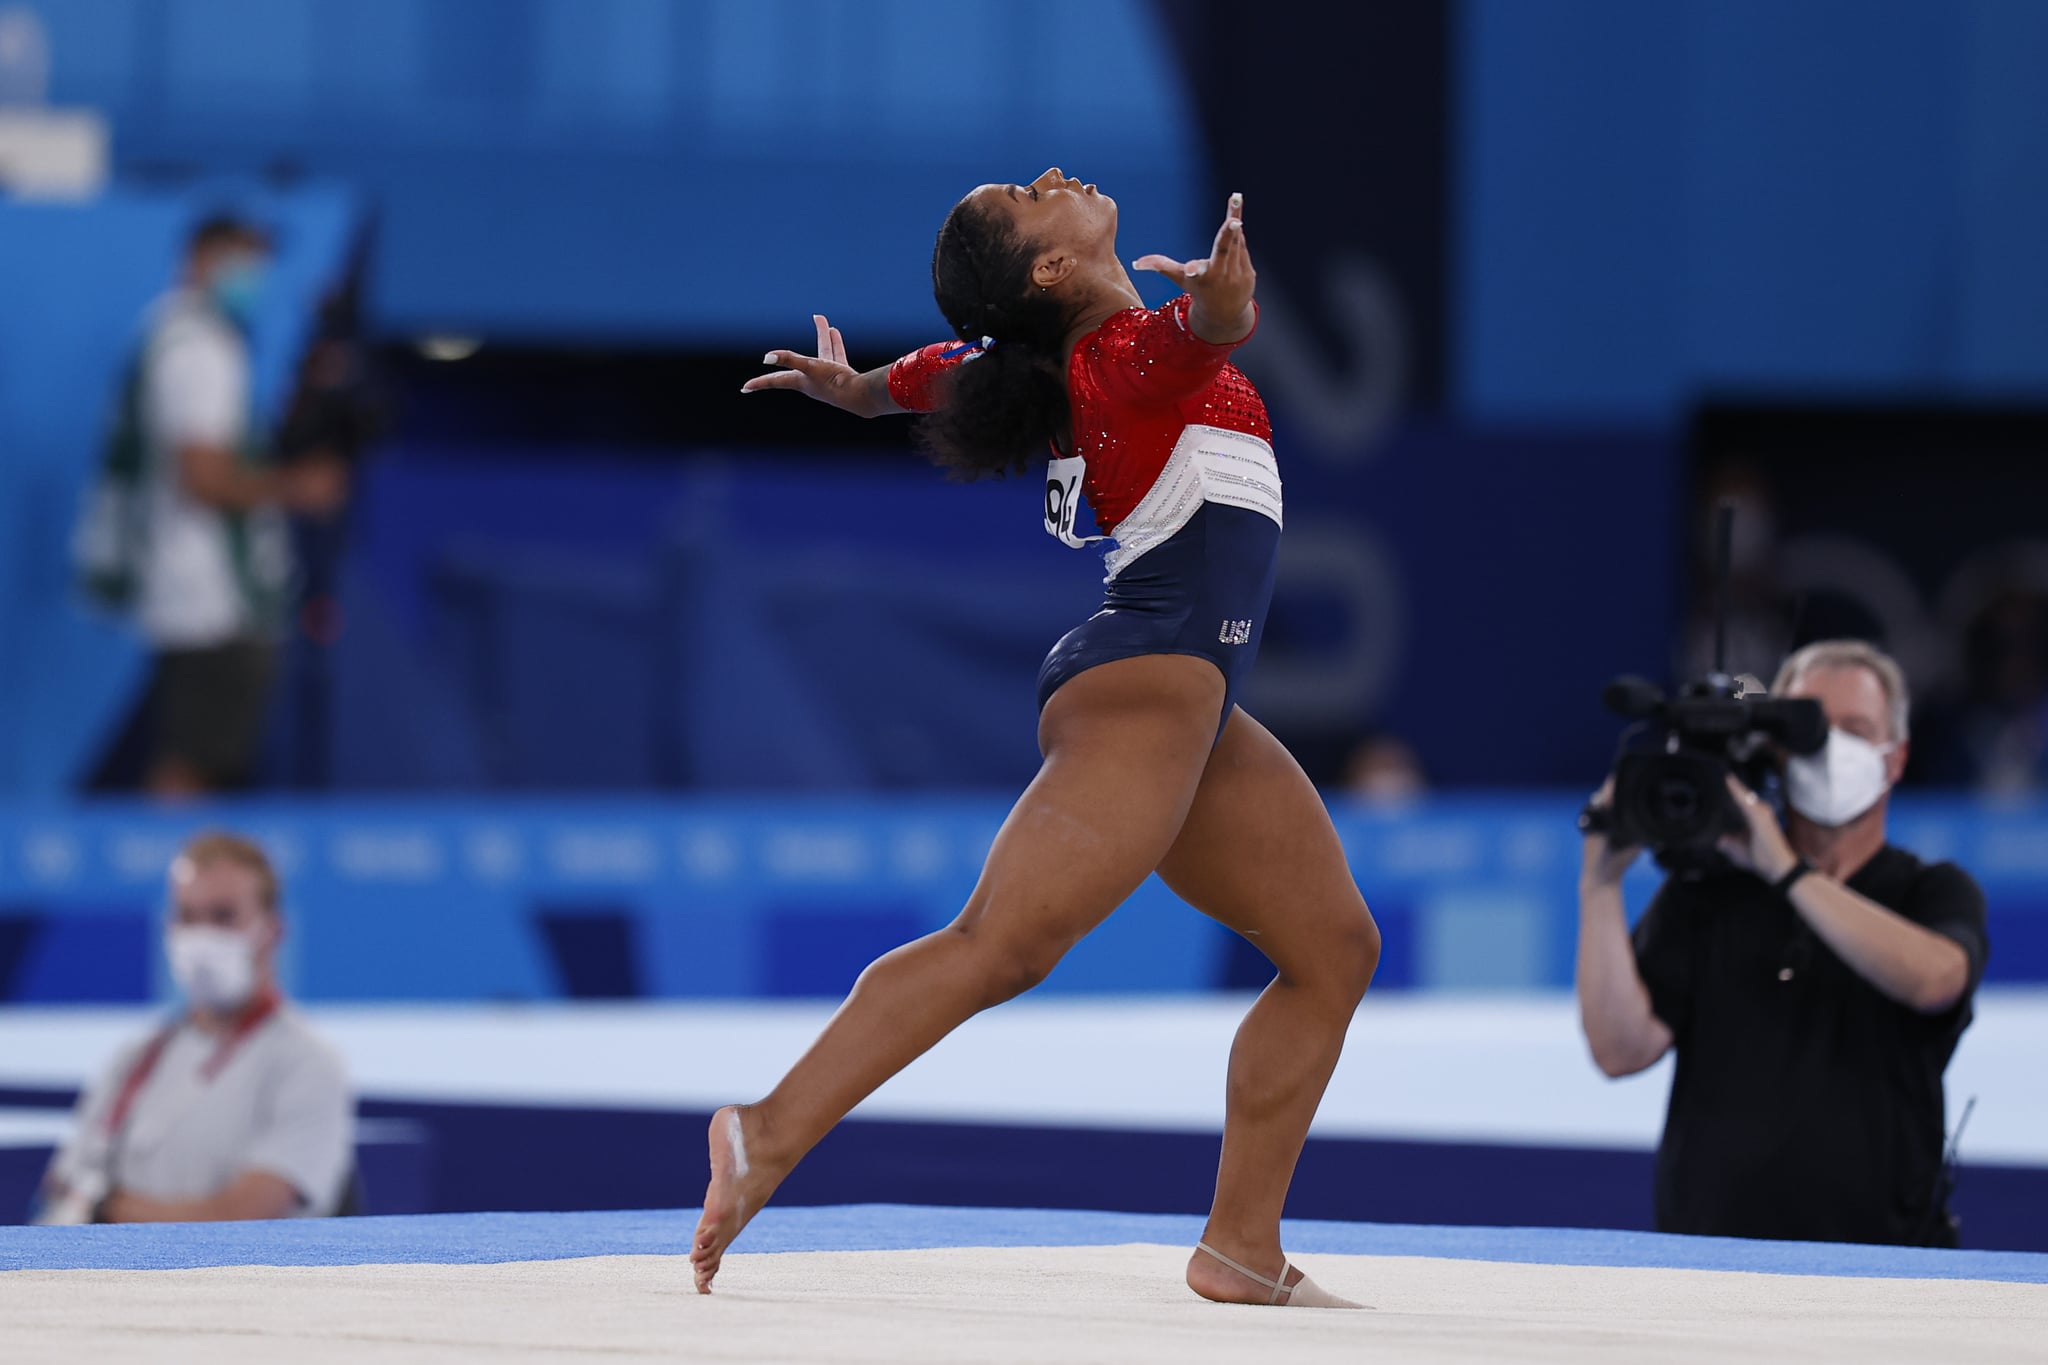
[1583,673,1826,872]
[1580,505,1827,873]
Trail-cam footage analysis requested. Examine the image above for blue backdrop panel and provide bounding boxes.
[1234,420,1678,784]
[326,420,1676,796]
[0,795,2042,1003]
[1459,0,2048,420]
[331,450,1107,793]
[0,908,152,1003]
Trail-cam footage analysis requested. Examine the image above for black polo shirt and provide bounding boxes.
[1632,844,1988,1246]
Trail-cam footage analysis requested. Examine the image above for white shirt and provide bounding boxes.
[47,1005,354,1218]
[133,291,290,648]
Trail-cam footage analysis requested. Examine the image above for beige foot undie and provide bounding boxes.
[1194,1241,1370,1310]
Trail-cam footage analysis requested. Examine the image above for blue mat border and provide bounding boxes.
[5,1204,2044,1283]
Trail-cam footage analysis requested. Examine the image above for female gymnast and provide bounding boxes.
[697,168,1381,1309]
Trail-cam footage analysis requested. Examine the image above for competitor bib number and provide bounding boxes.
[1044,454,1102,549]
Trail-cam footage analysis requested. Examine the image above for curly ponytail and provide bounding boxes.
[917,197,1073,479]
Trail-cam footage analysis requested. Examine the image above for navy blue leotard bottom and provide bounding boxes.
[1036,501,1282,741]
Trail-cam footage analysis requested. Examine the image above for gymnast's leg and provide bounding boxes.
[1156,707,1381,1306]
[691,654,1226,1291]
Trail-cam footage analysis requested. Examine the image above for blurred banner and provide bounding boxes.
[2,795,2042,1004]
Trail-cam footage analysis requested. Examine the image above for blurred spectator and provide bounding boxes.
[1948,588,2048,796]
[275,293,388,475]
[1577,640,1988,1247]
[74,213,349,798]
[1342,733,1427,808]
[33,832,354,1224]
[1681,463,1795,682]
[270,288,389,786]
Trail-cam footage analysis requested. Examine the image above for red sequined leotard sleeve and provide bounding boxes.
[886,338,982,414]
[886,295,1272,561]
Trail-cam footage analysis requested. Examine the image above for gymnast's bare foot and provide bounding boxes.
[691,1105,785,1293]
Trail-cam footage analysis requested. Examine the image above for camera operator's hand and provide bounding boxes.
[1718,774,1800,882]
[1580,777,1641,890]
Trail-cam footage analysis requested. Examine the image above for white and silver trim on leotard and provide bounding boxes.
[1094,424,1283,580]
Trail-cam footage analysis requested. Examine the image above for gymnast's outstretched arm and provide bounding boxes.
[740,312,915,419]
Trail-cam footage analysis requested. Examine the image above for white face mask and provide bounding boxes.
[1784,727,1897,828]
[166,926,262,1011]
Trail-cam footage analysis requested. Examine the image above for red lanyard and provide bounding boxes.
[101,988,282,1138]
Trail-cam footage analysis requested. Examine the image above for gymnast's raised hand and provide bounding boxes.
[740,313,907,418]
[1131,191,1257,346]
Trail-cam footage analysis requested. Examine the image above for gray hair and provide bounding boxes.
[1771,640,1911,742]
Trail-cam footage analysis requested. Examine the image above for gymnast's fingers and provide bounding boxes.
[827,326,848,367]
[1209,224,1237,272]
[812,314,834,360]
[765,348,832,373]
[1132,253,1208,282]
[1212,196,1245,265]
[740,367,813,394]
[1222,232,1251,287]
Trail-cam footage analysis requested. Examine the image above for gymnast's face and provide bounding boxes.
[969,168,1118,286]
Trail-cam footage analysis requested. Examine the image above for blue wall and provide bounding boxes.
[1459,0,2048,420]
[2,795,2042,1003]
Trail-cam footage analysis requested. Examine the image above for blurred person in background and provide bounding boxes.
[1942,588,2048,796]
[33,832,353,1224]
[1576,640,1989,1247]
[75,213,350,799]
[1342,732,1427,808]
[1681,465,1794,683]
[269,286,389,787]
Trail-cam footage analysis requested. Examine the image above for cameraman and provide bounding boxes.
[1577,640,1989,1246]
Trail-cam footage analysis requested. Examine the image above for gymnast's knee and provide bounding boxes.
[1353,908,1384,996]
[953,925,1068,1008]
[1310,905,1381,1006]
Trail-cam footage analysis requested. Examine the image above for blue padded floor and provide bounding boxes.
[6,1204,2046,1283]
